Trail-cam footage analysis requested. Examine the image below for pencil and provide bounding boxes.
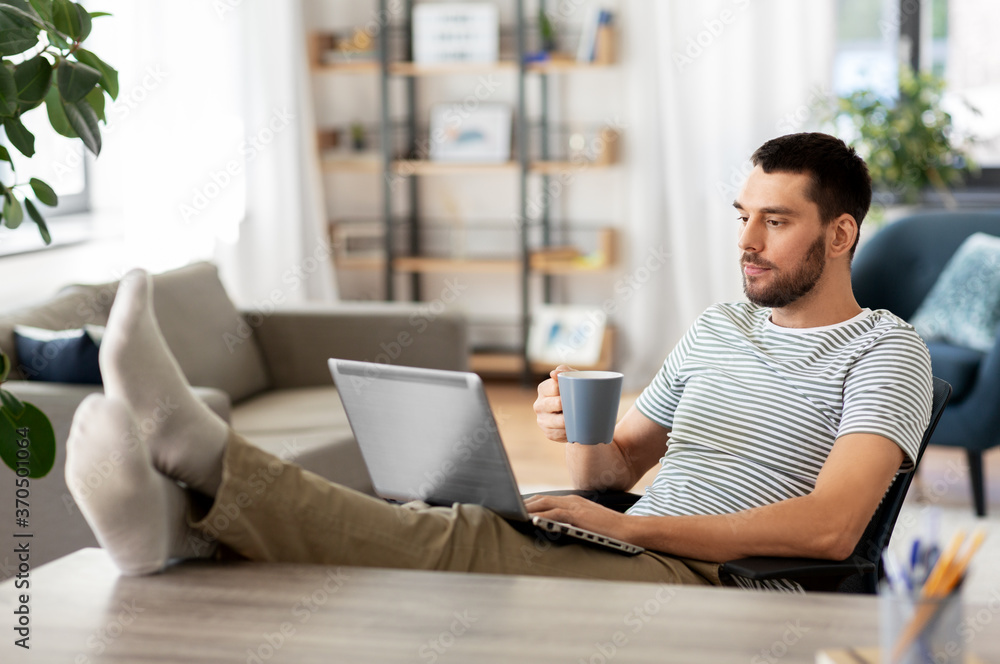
[890,529,985,663]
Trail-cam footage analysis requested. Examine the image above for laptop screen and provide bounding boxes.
[330,360,528,519]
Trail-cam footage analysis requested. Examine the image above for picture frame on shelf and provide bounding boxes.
[412,3,499,64]
[527,305,607,367]
[429,103,512,163]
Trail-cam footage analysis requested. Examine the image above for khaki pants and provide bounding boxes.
[190,431,721,586]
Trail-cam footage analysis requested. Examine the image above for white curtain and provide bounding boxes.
[617,0,836,389]
[89,0,336,304]
[215,1,338,304]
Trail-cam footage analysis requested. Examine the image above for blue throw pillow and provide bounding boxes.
[910,232,1000,352]
[13,325,104,384]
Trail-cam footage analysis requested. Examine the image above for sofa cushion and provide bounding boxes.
[231,385,374,494]
[910,232,1000,352]
[0,286,109,380]
[13,325,104,384]
[147,262,270,403]
[925,341,984,403]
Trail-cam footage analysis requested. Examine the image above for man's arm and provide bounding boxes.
[534,366,670,491]
[525,431,904,562]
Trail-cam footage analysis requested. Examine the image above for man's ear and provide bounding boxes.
[828,214,858,259]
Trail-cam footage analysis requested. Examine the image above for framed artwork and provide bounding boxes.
[412,3,499,64]
[527,305,607,367]
[429,103,512,163]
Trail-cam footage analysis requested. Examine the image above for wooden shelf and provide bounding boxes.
[470,328,616,377]
[392,160,519,175]
[529,160,616,175]
[321,154,381,173]
[389,61,518,76]
[312,60,380,74]
[394,257,519,273]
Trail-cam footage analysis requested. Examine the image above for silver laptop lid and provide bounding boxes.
[329,359,529,520]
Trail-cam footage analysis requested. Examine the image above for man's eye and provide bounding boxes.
[738,216,748,224]
[766,219,783,227]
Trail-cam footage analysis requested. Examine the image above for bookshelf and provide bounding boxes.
[309,0,620,377]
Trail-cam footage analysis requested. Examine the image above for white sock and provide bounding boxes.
[99,268,228,496]
[66,395,216,575]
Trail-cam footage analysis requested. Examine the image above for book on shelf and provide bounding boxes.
[576,5,614,63]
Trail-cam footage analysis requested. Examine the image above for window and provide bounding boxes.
[834,0,1000,174]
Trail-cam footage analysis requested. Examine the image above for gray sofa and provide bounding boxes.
[0,262,467,573]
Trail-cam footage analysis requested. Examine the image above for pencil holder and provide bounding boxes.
[879,585,964,664]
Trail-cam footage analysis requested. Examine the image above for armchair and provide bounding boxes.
[852,210,1000,516]
[528,377,951,593]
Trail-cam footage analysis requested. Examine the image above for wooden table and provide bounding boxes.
[1,548,997,663]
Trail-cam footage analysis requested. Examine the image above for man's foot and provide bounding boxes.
[66,395,216,575]
[100,268,228,496]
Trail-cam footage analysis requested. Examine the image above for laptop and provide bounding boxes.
[328,358,644,556]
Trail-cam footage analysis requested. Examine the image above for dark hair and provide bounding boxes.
[751,132,872,255]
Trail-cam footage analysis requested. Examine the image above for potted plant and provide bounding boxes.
[0,0,117,477]
[820,66,978,219]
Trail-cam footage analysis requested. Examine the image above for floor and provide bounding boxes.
[484,380,1000,604]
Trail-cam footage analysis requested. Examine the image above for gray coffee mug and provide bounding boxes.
[558,370,624,445]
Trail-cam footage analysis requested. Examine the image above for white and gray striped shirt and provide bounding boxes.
[627,303,932,519]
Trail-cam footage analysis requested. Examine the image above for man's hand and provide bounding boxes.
[533,365,575,442]
[524,493,636,543]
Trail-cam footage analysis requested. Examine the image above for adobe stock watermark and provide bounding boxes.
[62,396,182,516]
[222,239,342,353]
[750,620,812,664]
[185,440,303,557]
[512,115,628,231]
[339,277,469,396]
[545,245,670,363]
[244,567,351,663]
[178,107,296,224]
[72,599,145,662]
[387,76,505,192]
[577,584,677,664]
[672,0,752,72]
[418,610,479,663]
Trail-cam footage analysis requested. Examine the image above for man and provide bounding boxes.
[67,133,931,587]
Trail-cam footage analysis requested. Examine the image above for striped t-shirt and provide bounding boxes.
[627,303,932,518]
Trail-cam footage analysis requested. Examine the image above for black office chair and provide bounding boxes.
[528,377,951,594]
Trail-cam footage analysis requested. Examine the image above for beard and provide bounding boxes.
[741,233,827,308]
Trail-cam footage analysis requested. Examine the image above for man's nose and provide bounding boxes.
[738,218,763,253]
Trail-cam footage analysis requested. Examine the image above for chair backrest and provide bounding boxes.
[841,376,952,593]
[852,210,1000,320]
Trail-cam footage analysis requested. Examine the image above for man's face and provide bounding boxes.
[734,167,828,309]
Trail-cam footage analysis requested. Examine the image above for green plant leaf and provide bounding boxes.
[57,59,100,102]
[45,27,69,50]
[73,2,90,40]
[0,8,39,56]
[61,94,99,154]
[13,54,51,104]
[84,83,103,122]
[0,399,57,478]
[88,10,110,18]
[0,350,10,382]
[3,116,34,156]
[3,193,23,228]
[0,144,11,164]
[28,176,56,205]
[24,198,50,243]
[29,0,53,22]
[44,82,74,137]
[0,387,24,417]
[0,62,16,116]
[51,0,80,38]
[73,48,116,99]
